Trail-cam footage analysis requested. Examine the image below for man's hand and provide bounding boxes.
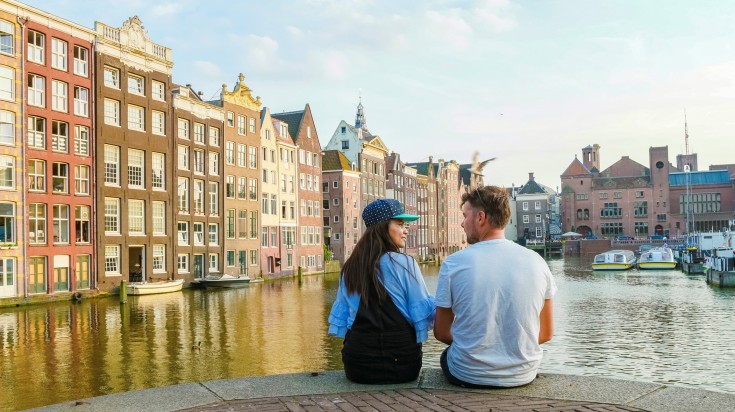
[433,307,455,345]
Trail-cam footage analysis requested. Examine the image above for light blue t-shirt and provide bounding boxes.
[328,252,436,343]
[435,239,557,387]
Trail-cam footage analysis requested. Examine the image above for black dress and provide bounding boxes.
[341,284,423,384]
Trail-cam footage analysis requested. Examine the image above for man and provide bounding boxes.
[434,186,556,388]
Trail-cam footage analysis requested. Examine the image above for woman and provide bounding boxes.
[328,198,436,384]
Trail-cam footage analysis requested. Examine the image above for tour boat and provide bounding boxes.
[637,246,677,270]
[126,279,184,295]
[192,274,250,288]
[592,250,637,271]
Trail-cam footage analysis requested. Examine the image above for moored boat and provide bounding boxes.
[193,274,250,288]
[126,279,184,296]
[637,246,677,270]
[592,250,637,271]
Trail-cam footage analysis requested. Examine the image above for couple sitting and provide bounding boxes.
[328,186,556,387]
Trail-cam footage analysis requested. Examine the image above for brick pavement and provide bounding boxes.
[180,388,647,412]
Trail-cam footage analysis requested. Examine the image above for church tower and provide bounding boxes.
[354,95,368,132]
[581,144,600,172]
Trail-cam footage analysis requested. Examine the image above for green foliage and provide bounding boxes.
[323,244,333,261]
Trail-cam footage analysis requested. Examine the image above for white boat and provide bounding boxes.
[192,274,250,288]
[126,279,184,295]
[592,250,637,271]
[637,246,677,270]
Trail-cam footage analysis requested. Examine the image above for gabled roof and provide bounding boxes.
[459,164,472,185]
[407,162,438,177]
[322,150,353,172]
[591,176,650,190]
[669,170,731,186]
[271,118,294,145]
[272,110,304,143]
[561,157,591,177]
[599,156,649,178]
[518,179,547,195]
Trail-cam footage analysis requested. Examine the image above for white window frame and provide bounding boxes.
[0,65,13,101]
[27,74,45,107]
[152,110,165,135]
[51,120,68,153]
[104,198,120,234]
[28,30,44,64]
[178,118,190,139]
[152,152,165,190]
[128,149,144,189]
[74,165,90,195]
[51,38,68,71]
[128,74,145,95]
[152,201,166,235]
[152,80,165,101]
[105,246,121,275]
[74,125,89,156]
[0,110,14,146]
[73,45,88,76]
[128,200,145,235]
[104,144,120,185]
[128,105,144,131]
[153,245,166,272]
[0,155,14,189]
[104,66,120,88]
[104,98,120,126]
[51,80,68,112]
[28,116,45,149]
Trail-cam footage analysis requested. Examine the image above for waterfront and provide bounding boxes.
[2,257,735,410]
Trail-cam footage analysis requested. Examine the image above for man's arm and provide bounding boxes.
[538,299,553,344]
[433,306,455,345]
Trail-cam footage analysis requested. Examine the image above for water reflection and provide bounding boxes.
[2,258,735,410]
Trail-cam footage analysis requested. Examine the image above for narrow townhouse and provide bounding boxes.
[210,73,261,278]
[259,108,279,277]
[322,149,360,265]
[416,174,428,261]
[407,158,439,261]
[516,172,552,242]
[0,3,23,300]
[172,84,225,281]
[94,17,174,291]
[272,115,298,277]
[386,152,418,256]
[273,104,323,274]
[14,3,96,298]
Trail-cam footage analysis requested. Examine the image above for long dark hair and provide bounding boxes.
[342,220,400,305]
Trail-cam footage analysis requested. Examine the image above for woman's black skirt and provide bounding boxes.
[342,328,422,384]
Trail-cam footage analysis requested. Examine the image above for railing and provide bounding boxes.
[152,44,167,59]
[103,26,120,42]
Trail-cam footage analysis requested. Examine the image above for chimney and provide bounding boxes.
[528,172,535,181]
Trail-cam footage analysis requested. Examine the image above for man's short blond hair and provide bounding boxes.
[460,186,511,229]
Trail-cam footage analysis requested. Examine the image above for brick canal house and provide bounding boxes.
[407,159,440,262]
[210,74,261,278]
[20,6,96,296]
[94,17,174,292]
[437,159,464,256]
[0,4,23,299]
[321,149,360,265]
[172,85,225,281]
[515,173,552,242]
[258,108,280,276]
[272,113,298,277]
[386,152,418,256]
[273,105,324,274]
[415,174,429,261]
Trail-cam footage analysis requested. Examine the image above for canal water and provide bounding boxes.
[2,256,735,410]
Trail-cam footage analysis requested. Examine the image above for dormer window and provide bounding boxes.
[341,126,346,133]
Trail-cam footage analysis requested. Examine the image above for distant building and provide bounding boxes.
[271,113,299,277]
[515,173,552,241]
[386,152,418,256]
[321,150,360,265]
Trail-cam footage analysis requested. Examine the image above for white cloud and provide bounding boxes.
[230,34,280,72]
[151,3,182,17]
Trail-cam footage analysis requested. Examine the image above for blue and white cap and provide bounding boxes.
[362,198,419,227]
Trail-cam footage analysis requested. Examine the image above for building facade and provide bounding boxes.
[322,150,360,265]
[273,115,298,276]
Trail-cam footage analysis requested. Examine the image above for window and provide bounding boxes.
[178,177,189,212]
[0,65,13,101]
[74,165,89,194]
[193,222,204,245]
[178,118,190,139]
[575,193,588,200]
[194,123,205,144]
[74,126,89,156]
[152,201,165,235]
[249,117,256,133]
[522,201,529,211]
[178,221,189,244]
[238,210,248,239]
[128,74,144,95]
[193,150,205,174]
[51,80,68,112]
[152,110,165,135]
[613,192,622,199]
[0,155,13,189]
[104,198,120,234]
[237,144,246,167]
[261,194,268,214]
[104,98,120,125]
[225,141,234,164]
[152,80,165,101]
[535,214,542,223]
[29,203,46,244]
[152,152,165,190]
[0,202,14,243]
[225,175,235,198]
[522,215,529,224]
[634,201,648,217]
[51,121,68,152]
[104,145,119,185]
[52,162,69,193]
[237,115,246,135]
[53,204,70,244]
[51,38,68,70]
[209,153,219,175]
[193,179,204,214]
[209,254,219,272]
[535,227,543,238]
[534,201,541,210]
[249,249,257,266]
[75,206,91,243]
[209,182,219,215]
[226,251,235,266]
[599,192,608,200]
[0,111,13,146]
[153,245,165,272]
[600,202,623,218]
[28,74,44,107]
[28,159,45,192]
[250,212,258,239]
[249,178,257,200]
[128,149,144,188]
[104,66,120,88]
[178,254,189,273]
[261,227,268,246]
[209,223,219,244]
[209,127,220,146]
[126,200,144,235]
[635,191,644,198]
[226,112,234,127]
[178,145,189,170]
[128,105,144,131]
[0,20,14,55]
[28,30,44,64]
[105,246,120,275]
[634,221,649,236]
[73,45,88,76]
[226,210,235,239]
[249,147,257,168]
[28,116,45,148]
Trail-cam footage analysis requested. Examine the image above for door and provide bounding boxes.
[76,255,90,289]
[129,246,144,282]
[193,254,204,279]
[28,256,46,294]
[0,258,14,298]
[54,255,70,292]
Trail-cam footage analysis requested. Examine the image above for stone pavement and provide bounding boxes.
[29,368,735,412]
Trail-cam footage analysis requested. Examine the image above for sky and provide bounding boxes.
[28,0,735,189]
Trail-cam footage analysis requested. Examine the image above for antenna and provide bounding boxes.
[684,109,689,156]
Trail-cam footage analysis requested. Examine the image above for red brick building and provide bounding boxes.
[322,150,360,265]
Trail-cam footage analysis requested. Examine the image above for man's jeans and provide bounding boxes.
[440,347,532,389]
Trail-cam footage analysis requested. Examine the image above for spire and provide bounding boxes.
[354,91,367,131]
